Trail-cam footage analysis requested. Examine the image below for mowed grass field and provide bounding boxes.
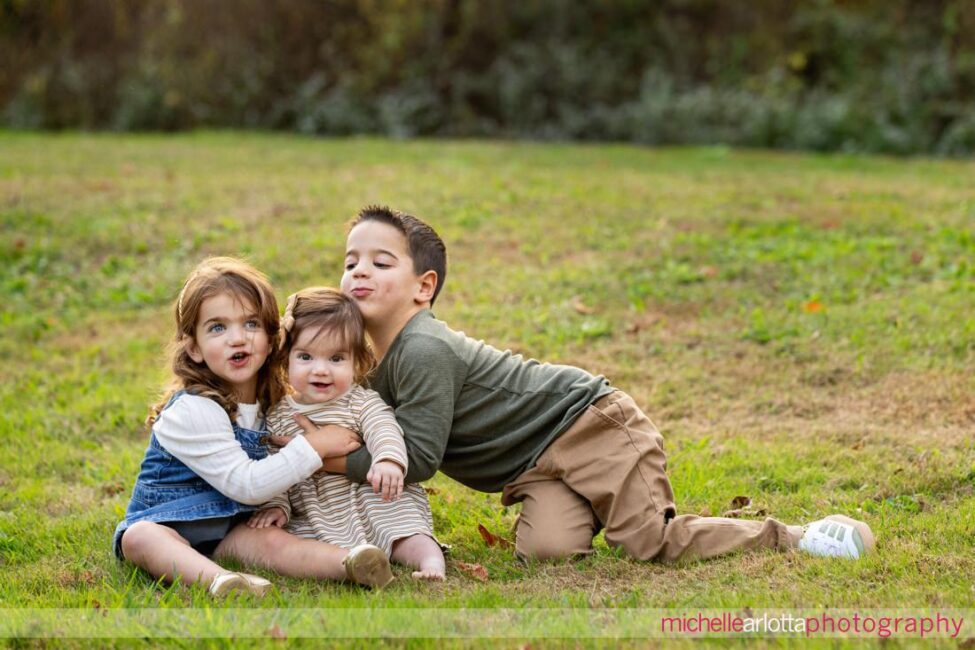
[1,132,974,643]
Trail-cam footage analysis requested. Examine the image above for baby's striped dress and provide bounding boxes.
[263,385,436,555]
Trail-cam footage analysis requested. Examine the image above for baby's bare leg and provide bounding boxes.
[390,534,445,580]
[215,523,349,581]
[120,521,224,586]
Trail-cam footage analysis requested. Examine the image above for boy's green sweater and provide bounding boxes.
[346,310,613,492]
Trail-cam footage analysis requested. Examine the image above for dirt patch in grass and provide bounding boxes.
[43,484,104,518]
[854,370,975,428]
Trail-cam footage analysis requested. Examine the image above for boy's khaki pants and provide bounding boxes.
[501,391,799,562]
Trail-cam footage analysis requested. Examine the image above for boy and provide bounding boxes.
[306,205,874,562]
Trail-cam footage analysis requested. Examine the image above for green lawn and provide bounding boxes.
[1,132,973,645]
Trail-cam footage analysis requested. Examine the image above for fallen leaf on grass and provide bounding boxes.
[723,495,767,518]
[570,296,596,315]
[477,524,514,550]
[423,487,440,495]
[699,265,718,279]
[101,482,125,497]
[910,251,924,265]
[88,180,115,193]
[455,562,489,581]
[802,300,824,313]
[57,570,95,588]
[730,496,751,509]
[266,624,286,639]
[625,313,663,336]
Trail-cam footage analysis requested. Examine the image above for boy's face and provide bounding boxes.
[341,220,426,324]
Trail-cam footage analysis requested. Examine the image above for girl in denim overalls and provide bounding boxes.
[114,257,395,596]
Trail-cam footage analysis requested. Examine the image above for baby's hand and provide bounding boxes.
[247,507,287,529]
[366,460,405,502]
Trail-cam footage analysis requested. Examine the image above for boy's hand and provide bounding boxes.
[287,413,363,458]
[247,507,287,529]
[366,460,404,502]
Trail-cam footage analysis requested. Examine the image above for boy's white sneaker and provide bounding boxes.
[798,514,875,559]
[344,544,394,588]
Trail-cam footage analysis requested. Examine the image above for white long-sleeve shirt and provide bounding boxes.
[152,393,322,506]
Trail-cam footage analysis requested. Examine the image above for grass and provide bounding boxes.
[1,131,973,646]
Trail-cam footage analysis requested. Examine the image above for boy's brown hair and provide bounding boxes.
[349,205,447,306]
[280,287,375,384]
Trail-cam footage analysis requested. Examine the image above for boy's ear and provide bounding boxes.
[414,270,438,305]
[185,337,204,364]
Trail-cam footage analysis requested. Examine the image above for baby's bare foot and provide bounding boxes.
[411,569,445,581]
[411,559,446,581]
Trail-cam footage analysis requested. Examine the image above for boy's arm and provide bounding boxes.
[346,335,465,484]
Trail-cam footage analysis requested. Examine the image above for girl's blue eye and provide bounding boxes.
[209,324,225,333]
[298,353,312,361]
[245,320,260,329]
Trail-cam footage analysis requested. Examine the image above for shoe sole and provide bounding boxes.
[345,546,394,588]
[825,514,875,555]
[209,573,249,598]
[238,572,273,597]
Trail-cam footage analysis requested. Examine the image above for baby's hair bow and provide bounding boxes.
[279,292,297,349]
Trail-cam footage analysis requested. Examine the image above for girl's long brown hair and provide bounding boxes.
[147,257,288,428]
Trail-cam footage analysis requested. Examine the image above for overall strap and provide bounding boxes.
[161,389,188,412]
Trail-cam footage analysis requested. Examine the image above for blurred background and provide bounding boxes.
[2,0,974,155]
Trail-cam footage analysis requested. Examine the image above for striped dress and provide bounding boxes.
[262,386,436,555]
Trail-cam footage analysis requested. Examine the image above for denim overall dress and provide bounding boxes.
[112,390,268,559]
